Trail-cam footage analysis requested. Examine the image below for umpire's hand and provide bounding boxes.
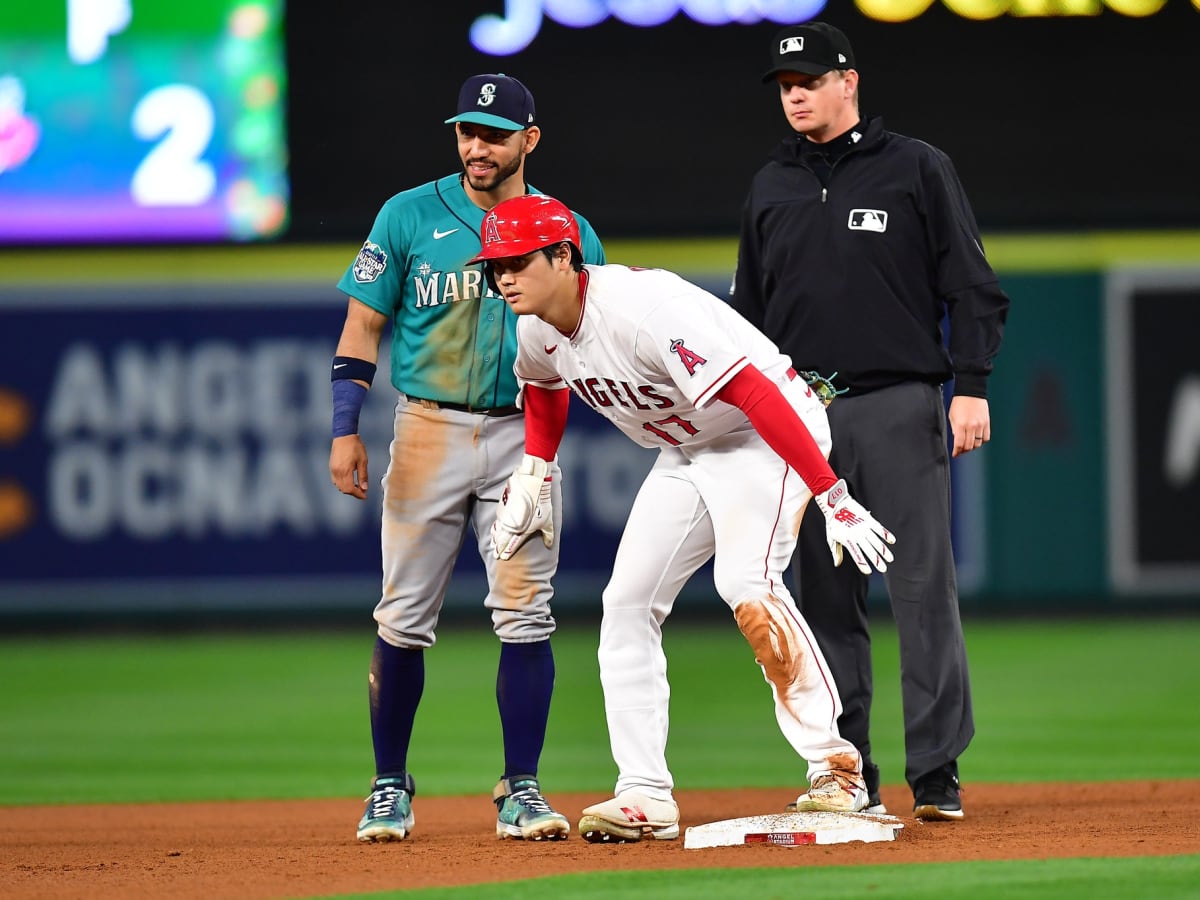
[949,395,991,458]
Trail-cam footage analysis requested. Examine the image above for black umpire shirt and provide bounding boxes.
[732,115,1009,399]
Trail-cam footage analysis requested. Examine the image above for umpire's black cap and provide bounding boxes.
[761,22,856,82]
[445,74,536,131]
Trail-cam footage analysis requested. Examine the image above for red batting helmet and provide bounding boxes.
[467,194,581,264]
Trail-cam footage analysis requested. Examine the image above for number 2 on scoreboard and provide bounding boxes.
[130,84,217,207]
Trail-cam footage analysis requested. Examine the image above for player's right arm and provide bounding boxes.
[490,324,570,561]
[329,298,388,500]
[490,382,568,561]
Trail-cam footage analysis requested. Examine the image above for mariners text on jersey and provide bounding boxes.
[413,268,492,308]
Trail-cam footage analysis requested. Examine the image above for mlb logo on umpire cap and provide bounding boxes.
[445,73,536,132]
[761,22,856,82]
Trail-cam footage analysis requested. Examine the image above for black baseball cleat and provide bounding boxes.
[913,761,964,821]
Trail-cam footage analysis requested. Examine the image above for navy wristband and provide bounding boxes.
[332,380,368,437]
[331,355,377,385]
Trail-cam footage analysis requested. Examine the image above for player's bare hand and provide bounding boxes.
[491,454,554,560]
[330,434,369,500]
[814,479,896,575]
[949,395,991,458]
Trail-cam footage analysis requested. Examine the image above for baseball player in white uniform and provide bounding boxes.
[469,194,896,843]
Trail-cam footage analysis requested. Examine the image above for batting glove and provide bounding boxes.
[491,454,555,561]
[813,479,896,575]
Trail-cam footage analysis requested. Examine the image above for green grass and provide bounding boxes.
[2,616,1199,805]
[328,856,1200,900]
[0,632,370,803]
[3,616,1198,899]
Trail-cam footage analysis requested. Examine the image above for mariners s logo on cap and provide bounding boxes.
[445,73,537,132]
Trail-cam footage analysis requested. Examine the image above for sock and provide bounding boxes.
[368,636,424,777]
[496,639,555,779]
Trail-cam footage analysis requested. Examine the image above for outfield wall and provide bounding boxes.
[1,241,1197,619]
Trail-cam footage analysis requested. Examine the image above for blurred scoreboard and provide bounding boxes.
[0,1,288,244]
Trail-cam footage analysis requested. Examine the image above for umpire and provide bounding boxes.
[732,22,1010,820]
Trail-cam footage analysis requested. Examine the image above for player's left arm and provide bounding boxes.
[716,366,895,574]
[716,366,836,493]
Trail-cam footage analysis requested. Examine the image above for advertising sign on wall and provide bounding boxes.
[0,282,659,615]
[0,272,986,617]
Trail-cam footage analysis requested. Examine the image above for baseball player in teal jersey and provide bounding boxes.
[327,73,605,844]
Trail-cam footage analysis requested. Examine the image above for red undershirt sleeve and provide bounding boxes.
[522,384,570,461]
[715,366,838,496]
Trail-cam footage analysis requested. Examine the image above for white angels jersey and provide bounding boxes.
[513,265,794,450]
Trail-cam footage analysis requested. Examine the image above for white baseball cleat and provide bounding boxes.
[578,791,680,843]
[792,771,869,813]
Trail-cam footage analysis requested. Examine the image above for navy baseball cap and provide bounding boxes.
[761,22,856,82]
[444,74,536,131]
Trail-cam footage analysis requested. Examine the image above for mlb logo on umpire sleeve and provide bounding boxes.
[848,209,887,232]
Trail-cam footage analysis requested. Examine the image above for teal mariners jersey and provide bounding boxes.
[337,174,606,409]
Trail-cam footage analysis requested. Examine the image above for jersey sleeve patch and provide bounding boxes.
[352,241,388,283]
[669,338,708,376]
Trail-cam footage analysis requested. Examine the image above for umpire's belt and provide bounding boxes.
[406,395,522,417]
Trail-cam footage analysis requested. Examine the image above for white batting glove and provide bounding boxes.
[813,479,896,575]
[491,454,555,561]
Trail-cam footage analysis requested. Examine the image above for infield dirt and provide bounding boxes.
[5,780,1198,899]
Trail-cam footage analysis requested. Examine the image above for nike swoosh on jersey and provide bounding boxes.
[433,228,459,239]
[544,345,558,354]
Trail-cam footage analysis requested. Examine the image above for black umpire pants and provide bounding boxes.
[793,380,974,790]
